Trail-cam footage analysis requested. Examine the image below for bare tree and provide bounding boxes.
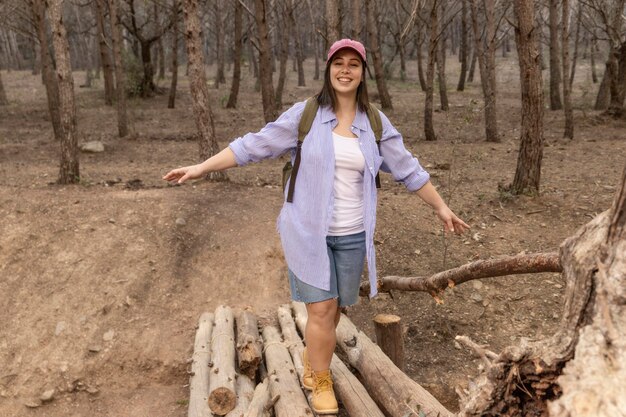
[48,0,80,184]
[509,0,544,195]
[254,0,278,122]
[30,0,62,140]
[274,0,290,108]
[288,0,305,87]
[182,0,226,180]
[108,0,129,137]
[424,0,438,141]
[351,0,361,39]
[562,0,573,139]
[549,0,563,110]
[213,0,226,88]
[93,0,115,105]
[436,0,449,111]
[226,0,242,108]
[469,0,499,142]
[168,0,179,109]
[457,0,468,91]
[569,2,583,88]
[325,0,341,45]
[365,0,392,109]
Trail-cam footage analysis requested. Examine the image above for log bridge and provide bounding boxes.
[187,303,449,417]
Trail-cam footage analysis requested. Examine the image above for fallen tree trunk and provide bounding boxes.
[457,166,626,416]
[244,377,271,417]
[235,308,262,379]
[188,312,214,417]
[291,302,386,417]
[261,325,311,417]
[360,252,561,301]
[225,374,255,417]
[209,305,237,415]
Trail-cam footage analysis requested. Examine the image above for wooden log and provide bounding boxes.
[244,377,271,417]
[208,305,237,415]
[291,302,386,417]
[360,251,562,301]
[225,374,255,417]
[188,312,214,417]
[325,306,453,416]
[235,308,263,379]
[373,314,405,371]
[261,325,312,417]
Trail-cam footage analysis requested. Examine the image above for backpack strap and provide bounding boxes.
[365,103,383,188]
[287,97,319,203]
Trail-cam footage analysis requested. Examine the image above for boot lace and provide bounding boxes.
[314,373,333,393]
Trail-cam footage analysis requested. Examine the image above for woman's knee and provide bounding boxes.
[307,299,339,325]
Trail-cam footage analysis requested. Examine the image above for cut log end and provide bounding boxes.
[208,387,237,415]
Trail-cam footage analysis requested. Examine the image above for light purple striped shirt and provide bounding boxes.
[229,101,430,297]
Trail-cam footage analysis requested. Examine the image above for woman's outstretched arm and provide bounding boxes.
[162,147,237,184]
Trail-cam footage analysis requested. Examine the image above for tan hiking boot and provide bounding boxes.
[302,347,314,390]
[311,369,338,415]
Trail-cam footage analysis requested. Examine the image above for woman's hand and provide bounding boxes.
[162,164,205,184]
[436,205,470,235]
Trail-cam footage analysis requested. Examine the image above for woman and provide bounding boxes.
[164,39,469,414]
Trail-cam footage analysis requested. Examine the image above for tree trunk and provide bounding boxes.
[470,0,499,142]
[0,71,8,105]
[457,0,468,91]
[168,0,179,109]
[351,0,361,39]
[569,4,582,88]
[549,0,563,110]
[32,38,41,76]
[188,313,214,417]
[373,314,405,371]
[213,0,226,88]
[48,0,80,184]
[274,1,290,108]
[254,0,278,123]
[595,58,613,110]
[226,0,242,108]
[562,0,574,139]
[424,0,438,141]
[288,1,305,87]
[607,42,626,117]
[365,0,392,110]
[182,0,227,180]
[415,27,427,91]
[108,0,129,137]
[32,0,62,141]
[467,37,477,82]
[458,165,626,415]
[437,1,449,111]
[591,35,598,83]
[139,40,156,97]
[244,378,271,417]
[235,309,262,379]
[208,306,237,415]
[510,0,544,195]
[325,0,341,45]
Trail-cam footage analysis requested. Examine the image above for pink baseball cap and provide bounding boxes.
[326,39,367,63]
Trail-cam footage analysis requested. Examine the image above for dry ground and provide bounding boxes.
[1,56,625,417]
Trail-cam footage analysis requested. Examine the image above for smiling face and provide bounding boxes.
[329,49,364,97]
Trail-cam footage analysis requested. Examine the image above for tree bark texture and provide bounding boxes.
[325,0,341,45]
[226,0,242,108]
[108,0,129,137]
[373,314,405,371]
[94,0,115,105]
[469,0,499,142]
[188,312,214,417]
[457,0,468,91]
[360,252,561,299]
[365,0,392,110]
[235,309,262,380]
[208,306,237,415]
[244,378,271,417]
[224,375,255,417]
[0,70,8,105]
[168,1,179,109]
[213,0,226,88]
[569,4,582,88]
[424,0,438,141]
[289,1,306,87]
[32,0,62,141]
[48,0,80,184]
[436,1,449,111]
[351,0,361,39]
[561,0,574,139]
[549,0,563,110]
[182,0,227,180]
[291,302,387,417]
[510,0,544,195]
[274,1,290,108]
[415,27,427,91]
[261,325,312,417]
[254,0,278,123]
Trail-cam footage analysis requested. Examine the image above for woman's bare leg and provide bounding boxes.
[305,298,339,371]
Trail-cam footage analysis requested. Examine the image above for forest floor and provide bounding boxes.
[1,58,625,417]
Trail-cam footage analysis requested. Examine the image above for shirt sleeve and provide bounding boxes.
[378,110,430,192]
[228,101,306,166]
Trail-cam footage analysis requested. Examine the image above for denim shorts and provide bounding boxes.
[288,231,366,307]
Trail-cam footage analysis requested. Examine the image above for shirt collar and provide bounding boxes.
[319,105,369,132]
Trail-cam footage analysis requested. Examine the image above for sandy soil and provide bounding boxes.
[1,57,625,416]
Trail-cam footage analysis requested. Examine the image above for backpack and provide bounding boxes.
[282,97,383,203]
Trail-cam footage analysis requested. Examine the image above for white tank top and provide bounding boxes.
[328,132,366,236]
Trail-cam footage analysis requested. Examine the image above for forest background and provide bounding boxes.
[0,0,625,416]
